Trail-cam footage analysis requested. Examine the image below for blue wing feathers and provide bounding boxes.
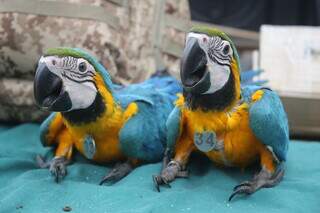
[115,75,182,109]
[166,107,182,151]
[246,86,289,161]
[119,100,172,162]
[39,112,58,146]
[118,75,180,162]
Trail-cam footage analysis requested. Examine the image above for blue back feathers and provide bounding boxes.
[240,69,268,86]
[117,75,182,162]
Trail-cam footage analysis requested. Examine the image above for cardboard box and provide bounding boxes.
[259,25,320,137]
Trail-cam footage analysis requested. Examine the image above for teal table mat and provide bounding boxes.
[0,124,319,213]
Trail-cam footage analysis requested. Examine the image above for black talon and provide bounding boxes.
[153,175,161,192]
[229,191,238,202]
[152,175,172,192]
[99,175,112,185]
[100,161,133,185]
[229,187,250,202]
[162,178,171,188]
[54,169,59,183]
[233,181,251,191]
[229,184,255,201]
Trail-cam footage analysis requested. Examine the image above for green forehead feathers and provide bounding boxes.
[190,26,241,72]
[45,47,99,67]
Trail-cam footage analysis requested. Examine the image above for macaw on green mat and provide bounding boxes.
[33,47,181,184]
[153,27,289,201]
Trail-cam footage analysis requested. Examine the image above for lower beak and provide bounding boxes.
[180,38,211,94]
[33,63,71,112]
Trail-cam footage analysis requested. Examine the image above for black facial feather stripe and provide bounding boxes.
[62,70,94,81]
[63,74,95,84]
[66,69,95,78]
[213,52,229,62]
[207,37,231,66]
[69,73,93,80]
[208,53,230,66]
[214,60,232,67]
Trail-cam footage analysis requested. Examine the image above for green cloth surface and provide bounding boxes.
[0,124,319,213]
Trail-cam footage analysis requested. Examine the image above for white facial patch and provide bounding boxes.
[64,79,97,111]
[203,62,230,94]
[39,56,98,111]
[186,32,233,94]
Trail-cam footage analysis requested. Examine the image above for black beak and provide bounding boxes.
[180,37,211,94]
[33,62,72,112]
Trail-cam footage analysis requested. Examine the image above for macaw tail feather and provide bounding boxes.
[240,69,268,86]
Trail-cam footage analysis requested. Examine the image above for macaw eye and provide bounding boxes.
[223,45,230,55]
[78,62,87,72]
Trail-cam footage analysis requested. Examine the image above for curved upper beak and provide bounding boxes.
[180,37,211,94]
[33,62,71,112]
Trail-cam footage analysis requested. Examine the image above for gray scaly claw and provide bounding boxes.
[37,155,70,183]
[153,160,188,192]
[99,161,133,185]
[228,167,285,201]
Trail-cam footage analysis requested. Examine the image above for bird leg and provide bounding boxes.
[229,165,285,201]
[36,155,71,183]
[229,145,285,201]
[153,136,194,192]
[153,148,189,191]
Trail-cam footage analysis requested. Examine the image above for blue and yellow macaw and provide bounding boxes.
[33,47,181,184]
[153,27,289,201]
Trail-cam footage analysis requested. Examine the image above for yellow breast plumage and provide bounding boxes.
[180,91,265,169]
[61,74,139,163]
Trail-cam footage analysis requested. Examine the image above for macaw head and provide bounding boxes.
[181,26,241,111]
[34,47,114,113]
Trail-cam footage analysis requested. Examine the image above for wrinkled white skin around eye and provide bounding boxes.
[186,32,232,95]
[39,56,98,111]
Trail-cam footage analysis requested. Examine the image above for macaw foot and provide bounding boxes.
[99,161,133,185]
[229,166,285,201]
[36,155,71,183]
[153,160,189,192]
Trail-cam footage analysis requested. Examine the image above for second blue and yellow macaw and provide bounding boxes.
[153,27,289,201]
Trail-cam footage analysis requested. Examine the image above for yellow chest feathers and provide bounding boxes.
[183,103,261,168]
[62,74,138,162]
[63,101,138,162]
